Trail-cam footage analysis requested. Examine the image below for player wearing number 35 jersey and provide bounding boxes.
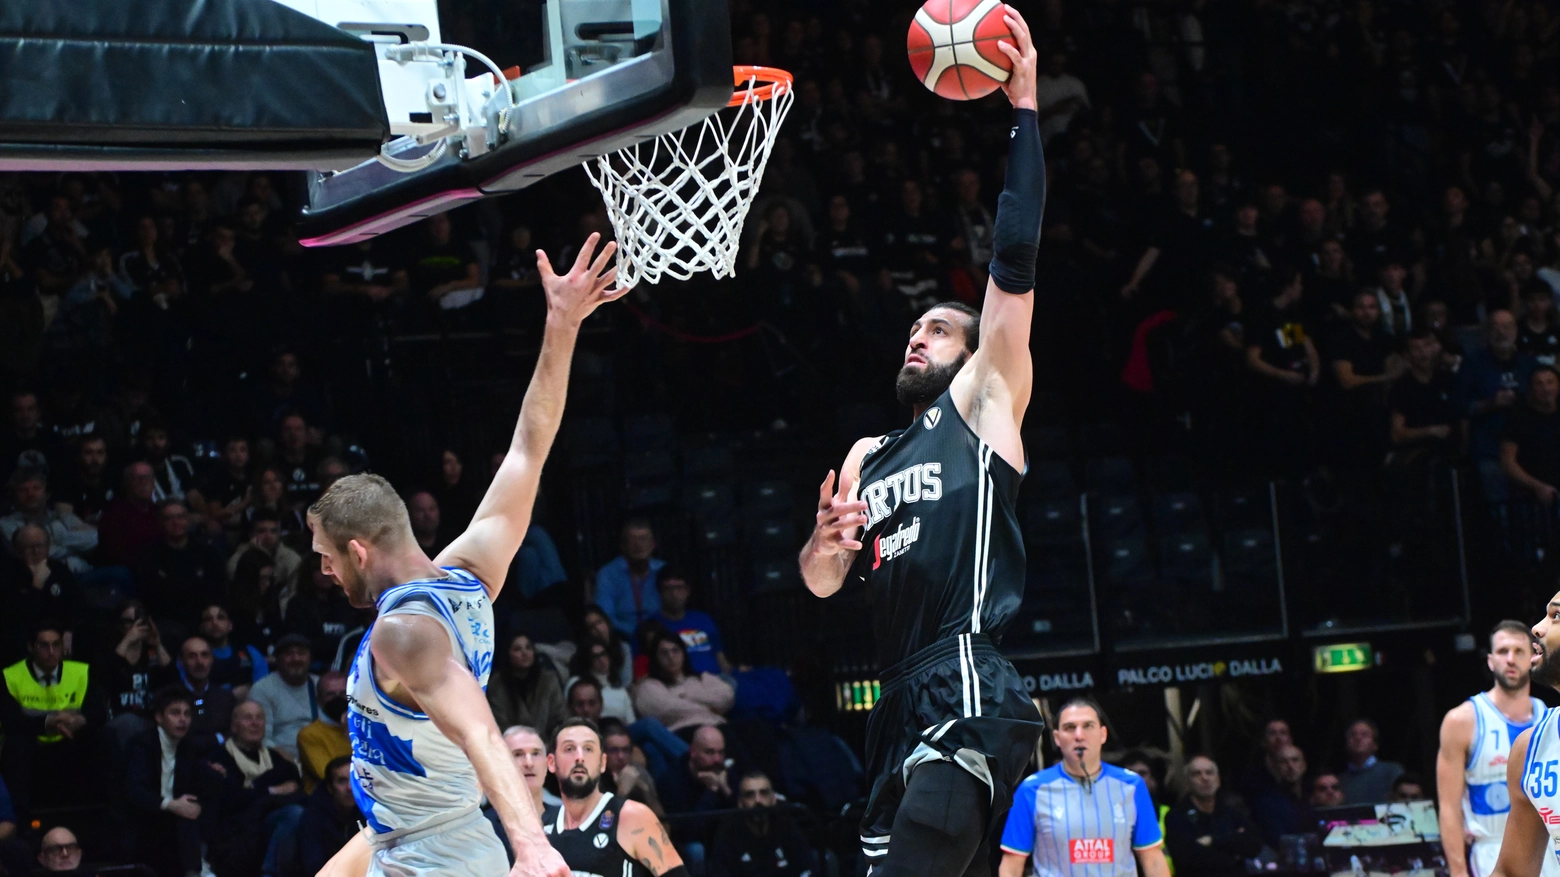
[1485,596,1560,877]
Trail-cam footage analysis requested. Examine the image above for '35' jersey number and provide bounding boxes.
[1526,758,1560,799]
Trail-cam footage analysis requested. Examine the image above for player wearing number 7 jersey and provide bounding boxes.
[1486,597,1560,877]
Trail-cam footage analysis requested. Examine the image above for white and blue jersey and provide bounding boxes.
[347,568,496,836]
[1520,707,1560,872]
[1468,693,1547,841]
[1001,763,1162,877]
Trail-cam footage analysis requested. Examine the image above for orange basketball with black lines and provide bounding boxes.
[906,0,1014,100]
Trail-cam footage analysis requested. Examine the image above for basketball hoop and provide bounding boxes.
[586,66,794,289]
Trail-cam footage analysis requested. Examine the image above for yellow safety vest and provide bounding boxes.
[3,659,88,743]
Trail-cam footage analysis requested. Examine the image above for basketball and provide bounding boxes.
[906,0,1014,100]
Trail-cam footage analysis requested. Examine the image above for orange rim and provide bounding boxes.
[730,65,793,106]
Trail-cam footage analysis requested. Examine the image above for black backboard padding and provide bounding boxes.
[0,0,386,159]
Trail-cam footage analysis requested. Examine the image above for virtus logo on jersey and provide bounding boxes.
[873,517,922,569]
[923,407,942,429]
[1069,839,1115,864]
[862,463,943,526]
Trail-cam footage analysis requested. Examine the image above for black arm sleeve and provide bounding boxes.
[987,108,1045,294]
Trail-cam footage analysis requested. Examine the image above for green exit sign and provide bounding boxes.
[1314,643,1373,674]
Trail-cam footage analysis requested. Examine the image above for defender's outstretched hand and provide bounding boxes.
[996,5,1037,111]
[813,469,869,554]
[537,232,626,327]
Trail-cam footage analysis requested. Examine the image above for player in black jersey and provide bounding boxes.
[542,718,689,877]
[798,8,1044,876]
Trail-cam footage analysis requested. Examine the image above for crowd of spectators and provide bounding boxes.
[0,467,859,877]
[1129,716,1426,877]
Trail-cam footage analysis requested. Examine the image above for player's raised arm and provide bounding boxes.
[371,613,569,877]
[960,5,1041,425]
[1438,702,1476,877]
[437,234,624,595]
[1490,728,1550,877]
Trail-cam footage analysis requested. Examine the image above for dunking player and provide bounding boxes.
[1487,597,1560,877]
[798,9,1044,876]
[1438,622,1555,877]
[311,235,623,877]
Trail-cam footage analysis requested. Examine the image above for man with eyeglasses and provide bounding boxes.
[36,826,89,874]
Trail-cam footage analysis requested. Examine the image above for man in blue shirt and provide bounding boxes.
[647,570,729,676]
[1000,698,1169,877]
[594,519,663,637]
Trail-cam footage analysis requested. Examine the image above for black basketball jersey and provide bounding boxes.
[855,387,1025,669]
[541,793,650,877]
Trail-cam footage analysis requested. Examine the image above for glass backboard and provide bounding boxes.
[294,0,735,246]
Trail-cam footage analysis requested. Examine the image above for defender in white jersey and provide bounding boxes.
[1438,621,1556,877]
[310,234,626,877]
[1487,593,1560,877]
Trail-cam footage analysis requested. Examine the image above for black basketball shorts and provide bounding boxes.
[858,632,1044,868]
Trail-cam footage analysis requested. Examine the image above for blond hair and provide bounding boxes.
[306,473,410,550]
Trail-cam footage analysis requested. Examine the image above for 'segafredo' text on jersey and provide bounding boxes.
[1466,693,1548,841]
[873,517,922,569]
[1519,707,1560,866]
[347,568,495,835]
[855,389,1025,669]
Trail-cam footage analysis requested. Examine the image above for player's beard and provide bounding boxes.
[896,352,968,407]
[559,769,599,800]
[337,563,373,609]
[1533,637,1560,689]
[1496,664,1532,692]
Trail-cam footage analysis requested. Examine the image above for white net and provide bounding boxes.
[586,68,795,289]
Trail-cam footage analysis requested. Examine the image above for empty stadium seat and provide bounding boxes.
[1090,494,1145,540]
[1025,496,1082,545]
[1152,491,1205,534]
[1160,528,1213,581]
[1101,537,1152,584]
[1223,528,1278,577]
[742,480,794,514]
